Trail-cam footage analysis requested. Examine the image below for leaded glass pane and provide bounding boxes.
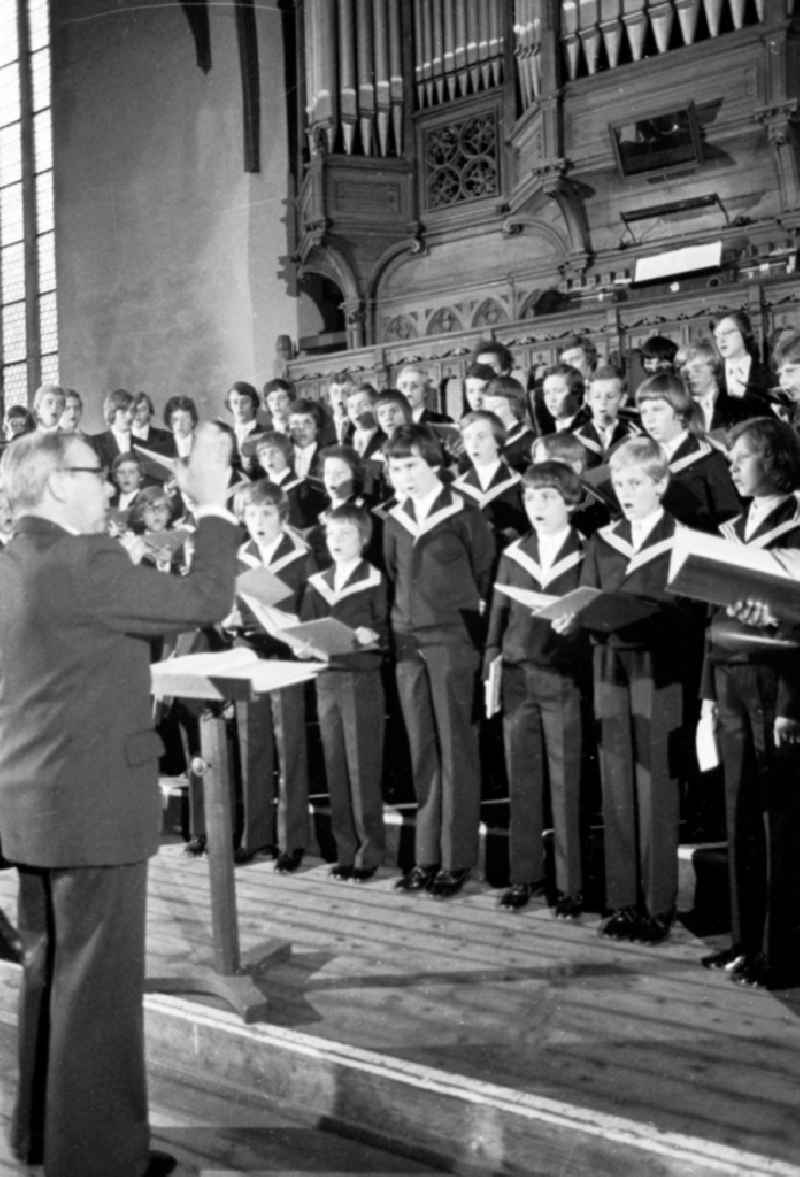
[37,229,54,290]
[38,288,56,352]
[35,169,52,233]
[1,240,24,302]
[28,0,48,52]
[33,108,51,173]
[2,300,26,363]
[0,121,21,186]
[31,47,49,113]
[0,182,23,244]
[2,361,28,404]
[0,62,20,128]
[40,350,57,383]
[0,1,18,68]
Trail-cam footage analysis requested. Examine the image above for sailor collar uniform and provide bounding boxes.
[501,530,584,591]
[452,462,521,510]
[237,531,308,574]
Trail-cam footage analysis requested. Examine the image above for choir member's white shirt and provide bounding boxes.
[255,533,285,566]
[293,443,317,480]
[410,483,443,522]
[630,508,664,550]
[118,490,139,510]
[111,428,132,454]
[660,432,690,462]
[537,526,571,570]
[725,356,751,398]
[175,433,193,458]
[475,459,502,491]
[234,420,258,450]
[744,495,787,540]
[333,557,361,592]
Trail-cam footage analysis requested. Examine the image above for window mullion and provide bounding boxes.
[17,0,39,397]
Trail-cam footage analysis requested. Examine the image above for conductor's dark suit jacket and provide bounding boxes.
[0,513,239,867]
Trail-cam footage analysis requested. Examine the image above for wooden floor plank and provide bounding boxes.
[1,843,800,1172]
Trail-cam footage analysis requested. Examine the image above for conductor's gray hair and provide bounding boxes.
[0,431,78,514]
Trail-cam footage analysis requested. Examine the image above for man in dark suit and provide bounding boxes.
[396,364,453,426]
[132,392,178,457]
[91,387,138,469]
[0,425,239,1177]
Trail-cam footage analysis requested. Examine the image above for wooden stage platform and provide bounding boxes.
[0,841,799,1176]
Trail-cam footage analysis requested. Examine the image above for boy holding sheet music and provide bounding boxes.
[228,481,314,870]
[299,504,388,881]
[698,418,800,988]
[557,436,704,943]
[484,462,590,913]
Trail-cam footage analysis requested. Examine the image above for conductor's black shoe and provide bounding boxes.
[0,908,22,964]
[702,944,746,971]
[554,892,583,919]
[601,907,640,939]
[183,835,207,857]
[430,868,470,898]
[352,866,378,882]
[500,882,535,910]
[274,848,304,873]
[395,864,439,892]
[330,863,354,880]
[142,1149,178,1177]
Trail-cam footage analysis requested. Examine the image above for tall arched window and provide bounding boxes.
[0,0,56,413]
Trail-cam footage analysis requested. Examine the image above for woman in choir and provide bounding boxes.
[680,339,766,434]
[711,312,773,404]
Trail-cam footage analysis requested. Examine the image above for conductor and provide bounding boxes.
[0,425,239,1177]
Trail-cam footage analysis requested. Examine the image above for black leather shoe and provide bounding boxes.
[636,913,672,943]
[554,892,583,919]
[601,907,640,939]
[430,868,470,898]
[395,864,439,891]
[142,1150,178,1177]
[0,908,22,964]
[702,944,746,971]
[274,848,304,873]
[500,882,534,910]
[233,846,268,865]
[184,835,207,857]
[352,866,378,882]
[330,863,354,880]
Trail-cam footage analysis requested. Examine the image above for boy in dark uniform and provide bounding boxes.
[452,410,526,552]
[228,482,313,870]
[300,504,388,881]
[635,372,741,533]
[558,437,704,942]
[384,425,495,897]
[485,462,590,914]
[700,418,800,988]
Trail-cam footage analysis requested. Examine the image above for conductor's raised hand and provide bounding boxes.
[176,422,232,509]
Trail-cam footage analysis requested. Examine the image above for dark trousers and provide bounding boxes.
[714,662,800,967]
[395,640,481,871]
[503,662,583,895]
[235,682,309,854]
[316,668,386,870]
[13,862,150,1177]
[594,645,681,917]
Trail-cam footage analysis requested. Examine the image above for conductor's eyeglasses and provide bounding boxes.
[62,465,107,479]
